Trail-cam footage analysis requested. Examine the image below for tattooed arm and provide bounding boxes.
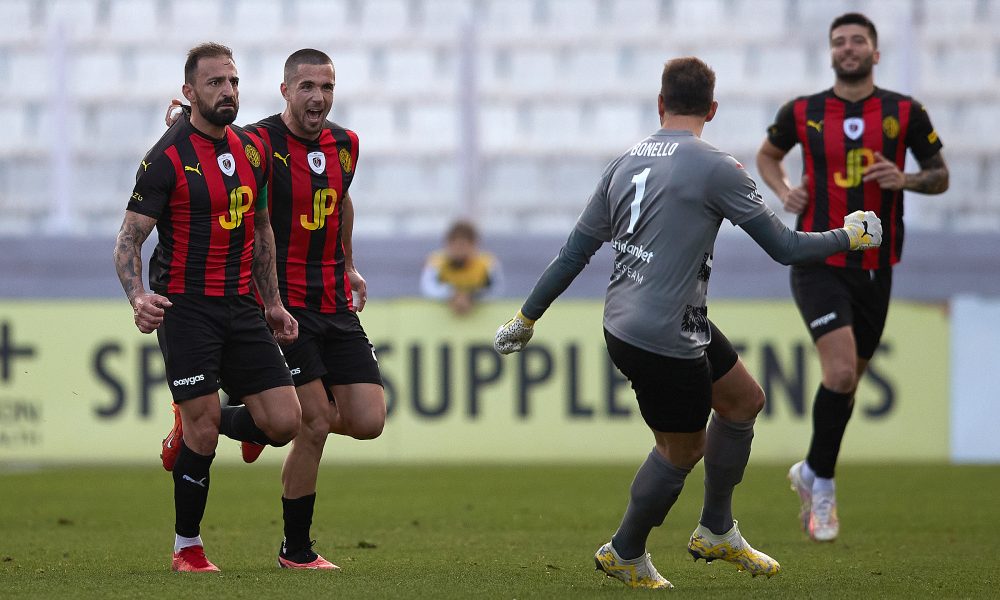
[904,152,949,194]
[114,211,172,333]
[863,151,949,194]
[253,196,298,344]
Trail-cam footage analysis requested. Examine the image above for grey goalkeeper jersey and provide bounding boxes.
[575,129,768,359]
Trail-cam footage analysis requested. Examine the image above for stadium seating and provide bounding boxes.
[0,0,998,237]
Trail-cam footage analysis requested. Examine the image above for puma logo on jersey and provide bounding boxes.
[184,163,202,176]
[274,152,290,167]
[807,119,823,133]
[140,160,151,172]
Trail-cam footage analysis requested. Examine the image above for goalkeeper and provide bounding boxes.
[493,57,880,590]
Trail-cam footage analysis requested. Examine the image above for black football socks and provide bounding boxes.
[282,493,317,556]
[220,405,282,446]
[173,441,214,538]
[806,385,855,478]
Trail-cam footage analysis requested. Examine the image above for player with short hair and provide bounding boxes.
[166,48,385,570]
[756,12,949,542]
[114,42,302,572]
[495,56,882,589]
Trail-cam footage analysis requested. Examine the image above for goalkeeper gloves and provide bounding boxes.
[843,210,883,251]
[494,311,536,354]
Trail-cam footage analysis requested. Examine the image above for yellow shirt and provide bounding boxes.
[421,251,501,298]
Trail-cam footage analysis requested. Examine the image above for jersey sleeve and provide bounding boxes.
[343,129,360,190]
[905,100,944,162]
[707,156,769,226]
[766,100,799,152]
[248,130,272,191]
[127,153,176,219]
[573,159,618,242]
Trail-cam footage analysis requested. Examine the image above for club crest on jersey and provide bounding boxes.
[244,144,261,168]
[882,116,900,139]
[308,151,326,175]
[339,148,353,173]
[843,117,864,140]
[218,153,236,176]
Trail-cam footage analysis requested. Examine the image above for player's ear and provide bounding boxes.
[873,48,880,66]
[280,82,290,101]
[181,83,195,104]
[705,100,719,122]
[657,94,665,120]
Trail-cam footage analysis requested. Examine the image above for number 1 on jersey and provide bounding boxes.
[627,168,650,234]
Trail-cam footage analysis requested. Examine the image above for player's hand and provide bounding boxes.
[781,174,810,214]
[494,311,536,354]
[165,98,185,127]
[265,305,299,345]
[843,210,883,250]
[132,292,173,334]
[348,267,368,312]
[862,152,905,190]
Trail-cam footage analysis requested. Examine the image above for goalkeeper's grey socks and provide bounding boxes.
[806,385,855,478]
[700,414,755,536]
[611,449,691,560]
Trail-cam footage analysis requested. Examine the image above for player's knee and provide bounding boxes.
[185,421,220,454]
[265,410,302,445]
[746,382,766,416]
[300,413,330,446]
[342,413,385,440]
[824,367,858,394]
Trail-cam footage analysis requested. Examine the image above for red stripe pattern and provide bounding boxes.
[249,115,360,313]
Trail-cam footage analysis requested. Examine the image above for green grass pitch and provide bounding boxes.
[1,462,998,598]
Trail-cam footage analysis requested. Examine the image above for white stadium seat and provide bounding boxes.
[0,0,998,238]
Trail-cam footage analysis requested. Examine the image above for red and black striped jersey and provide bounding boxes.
[766,87,943,269]
[248,114,360,313]
[128,118,271,296]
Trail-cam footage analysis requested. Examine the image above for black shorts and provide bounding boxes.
[790,264,893,359]
[605,330,712,434]
[706,321,739,383]
[283,308,383,389]
[156,294,294,402]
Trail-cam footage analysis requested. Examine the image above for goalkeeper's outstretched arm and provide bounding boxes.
[494,228,604,354]
[520,228,604,321]
[740,208,881,265]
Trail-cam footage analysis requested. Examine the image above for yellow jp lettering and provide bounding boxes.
[300,188,338,231]
[219,186,254,230]
[833,148,875,188]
